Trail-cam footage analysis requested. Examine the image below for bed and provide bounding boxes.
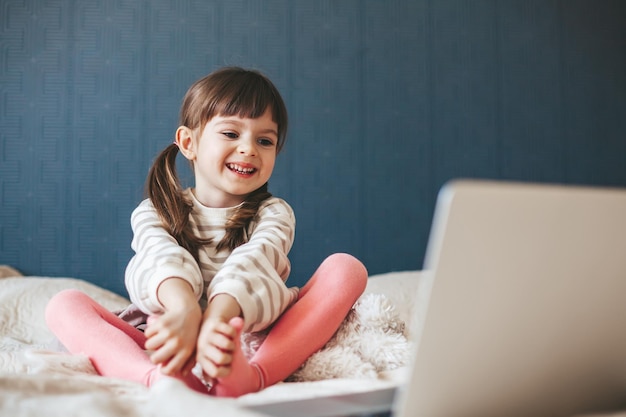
[2,265,624,417]
[0,266,421,416]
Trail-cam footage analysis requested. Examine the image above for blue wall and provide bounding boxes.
[1,1,625,296]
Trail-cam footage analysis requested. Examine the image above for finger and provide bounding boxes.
[161,351,189,375]
[147,314,161,326]
[144,316,163,338]
[149,341,177,366]
[197,357,218,378]
[181,349,198,376]
[211,364,232,378]
[181,356,196,376]
[199,332,236,352]
[209,321,238,339]
[201,371,216,387]
[153,345,192,375]
[198,344,234,367]
[144,323,157,338]
[197,355,231,379]
[149,349,170,366]
[144,331,168,351]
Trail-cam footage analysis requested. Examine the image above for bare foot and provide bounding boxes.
[210,317,263,397]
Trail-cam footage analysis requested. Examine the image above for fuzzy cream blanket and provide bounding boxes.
[0,268,421,416]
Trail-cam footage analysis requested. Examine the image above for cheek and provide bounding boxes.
[264,155,276,172]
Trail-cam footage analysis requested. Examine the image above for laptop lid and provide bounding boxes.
[395,179,626,417]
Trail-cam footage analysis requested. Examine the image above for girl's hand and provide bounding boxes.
[144,304,202,375]
[145,277,202,376]
[195,293,243,379]
[196,317,238,379]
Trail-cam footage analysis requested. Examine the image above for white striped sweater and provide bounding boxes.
[124,189,299,332]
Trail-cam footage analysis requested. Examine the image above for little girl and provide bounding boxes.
[45,67,367,397]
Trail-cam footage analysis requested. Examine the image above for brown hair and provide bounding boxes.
[146,67,288,261]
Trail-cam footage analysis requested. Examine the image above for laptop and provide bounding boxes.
[248,179,626,417]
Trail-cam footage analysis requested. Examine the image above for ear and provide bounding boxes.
[175,126,196,161]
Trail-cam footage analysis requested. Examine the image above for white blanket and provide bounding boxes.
[3,269,622,417]
[0,269,420,416]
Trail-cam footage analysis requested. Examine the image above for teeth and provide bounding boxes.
[228,163,255,174]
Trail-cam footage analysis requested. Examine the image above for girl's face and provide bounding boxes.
[177,108,278,208]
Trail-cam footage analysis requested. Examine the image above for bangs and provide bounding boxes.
[181,67,288,151]
[212,74,281,120]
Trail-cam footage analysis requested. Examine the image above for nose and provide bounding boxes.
[237,137,257,156]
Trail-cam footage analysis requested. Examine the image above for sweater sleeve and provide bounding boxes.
[124,199,204,314]
[208,197,299,332]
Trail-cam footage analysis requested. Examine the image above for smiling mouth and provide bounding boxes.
[227,163,256,175]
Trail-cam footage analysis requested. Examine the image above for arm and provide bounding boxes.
[125,199,204,314]
[195,198,298,379]
[125,198,204,375]
[203,293,242,323]
[207,197,299,332]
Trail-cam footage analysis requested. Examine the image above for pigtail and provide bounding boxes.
[146,143,211,261]
[217,183,272,252]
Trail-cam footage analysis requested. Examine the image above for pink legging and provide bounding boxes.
[45,253,367,396]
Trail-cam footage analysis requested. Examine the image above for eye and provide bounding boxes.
[222,131,238,139]
[257,138,275,147]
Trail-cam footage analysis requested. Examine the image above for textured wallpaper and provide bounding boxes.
[1,0,625,295]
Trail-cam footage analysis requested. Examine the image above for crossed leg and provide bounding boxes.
[45,252,367,398]
[45,289,208,394]
[212,253,368,397]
